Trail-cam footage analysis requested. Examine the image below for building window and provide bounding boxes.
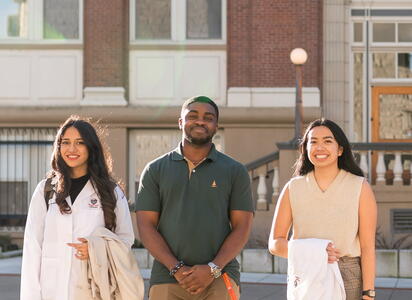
[399,23,412,42]
[0,128,54,227]
[0,0,27,39]
[43,0,79,39]
[372,53,396,78]
[371,52,412,79]
[135,0,171,39]
[372,23,395,43]
[372,22,412,44]
[0,0,82,42]
[353,53,363,142]
[351,9,412,142]
[186,0,222,39]
[398,53,412,78]
[131,0,225,42]
[353,22,363,43]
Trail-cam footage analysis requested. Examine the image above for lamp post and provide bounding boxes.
[290,48,308,142]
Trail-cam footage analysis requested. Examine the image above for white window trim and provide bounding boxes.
[0,0,83,44]
[130,0,226,45]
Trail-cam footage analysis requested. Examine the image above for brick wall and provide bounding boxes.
[228,0,322,88]
[84,0,129,89]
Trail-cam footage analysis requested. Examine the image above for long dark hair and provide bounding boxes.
[294,118,364,177]
[49,115,118,231]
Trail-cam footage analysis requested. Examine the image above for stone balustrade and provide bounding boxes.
[132,248,412,278]
[351,143,412,186]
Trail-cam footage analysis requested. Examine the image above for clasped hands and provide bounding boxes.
[174,265,214,295]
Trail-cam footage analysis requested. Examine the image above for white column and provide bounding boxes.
[409,160,412,185]
[360,152,369,178]
[257,174,268,210]
[376,151,386,185]
[393,152,403,185]
[272,166,279,199]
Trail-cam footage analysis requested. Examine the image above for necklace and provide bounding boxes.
[187,156,206,166]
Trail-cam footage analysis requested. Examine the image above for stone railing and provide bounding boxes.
[132,248,412,278]
[245,151,279,210]
[244,142,412,210]
[352,143,412,185]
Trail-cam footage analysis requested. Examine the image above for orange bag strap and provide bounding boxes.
[222,273,237,300]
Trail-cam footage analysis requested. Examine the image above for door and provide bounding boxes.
[371,86,412,183]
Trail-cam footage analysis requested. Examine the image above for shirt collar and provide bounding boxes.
[171,143,218,162]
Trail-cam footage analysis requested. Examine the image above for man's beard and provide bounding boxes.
[185,126,215,146]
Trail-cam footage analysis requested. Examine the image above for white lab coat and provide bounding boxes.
[287,238,346,300]
[20,179,135,300]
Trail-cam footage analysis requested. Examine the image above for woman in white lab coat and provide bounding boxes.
[20,115,135,300]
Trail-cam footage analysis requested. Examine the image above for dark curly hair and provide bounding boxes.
[49,115,118,231]
[294,118,364,177]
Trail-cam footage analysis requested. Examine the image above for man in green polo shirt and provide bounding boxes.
[135,96,254,300]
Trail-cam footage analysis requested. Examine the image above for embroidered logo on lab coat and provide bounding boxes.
[211,180,217,188]
[293,275,301,287]
[88,198,99,208]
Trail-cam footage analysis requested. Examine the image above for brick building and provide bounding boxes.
[0,0,411,245]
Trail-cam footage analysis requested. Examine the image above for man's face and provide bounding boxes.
[179,102,218,146]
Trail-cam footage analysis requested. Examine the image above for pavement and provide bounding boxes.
[1,256,412,300]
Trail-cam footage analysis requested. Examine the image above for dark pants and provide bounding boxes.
[338,256,362,300]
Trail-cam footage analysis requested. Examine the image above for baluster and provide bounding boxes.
[272,166,279,199]
[393,152,403,185]
[376,151,386,185]
[409,160,412,185]
[257,174,268,210]
[359,151,369,178]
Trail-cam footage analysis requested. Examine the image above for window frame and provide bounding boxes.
[369,51,412,81]
[0,0,83,44]
[370,21,412,46]
[129,0,227,45]
[349,7,412,142]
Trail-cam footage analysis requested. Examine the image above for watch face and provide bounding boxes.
[363,290,376,297]
[208,262,222,278]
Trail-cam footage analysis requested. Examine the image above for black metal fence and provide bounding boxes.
[0,128,55,227]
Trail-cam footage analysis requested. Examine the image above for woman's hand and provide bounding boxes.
[326,242,341,263]
[67,238,89,260]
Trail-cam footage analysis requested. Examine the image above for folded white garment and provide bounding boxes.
[287,238,346,300]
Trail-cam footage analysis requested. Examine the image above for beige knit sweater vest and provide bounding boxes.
[289,169,364,257]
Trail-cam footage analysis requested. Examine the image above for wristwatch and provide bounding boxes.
[208,262,222,278]
[362,289,376,298]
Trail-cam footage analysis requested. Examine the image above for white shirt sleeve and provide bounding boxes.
[20,180,47,300]
[113,186,135,248]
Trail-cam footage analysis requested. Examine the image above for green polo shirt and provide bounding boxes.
[135,144,253,287]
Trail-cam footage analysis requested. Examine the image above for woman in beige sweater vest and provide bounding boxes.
[269,118,377,300]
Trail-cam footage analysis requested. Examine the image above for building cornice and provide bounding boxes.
[0,106,321,127]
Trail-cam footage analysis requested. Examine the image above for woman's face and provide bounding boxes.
[306,125,343,169]
[60,126,89,177]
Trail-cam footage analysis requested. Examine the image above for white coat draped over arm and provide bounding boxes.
[20,180,47,300]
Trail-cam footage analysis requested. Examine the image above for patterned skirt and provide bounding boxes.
[338,256,362,300]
